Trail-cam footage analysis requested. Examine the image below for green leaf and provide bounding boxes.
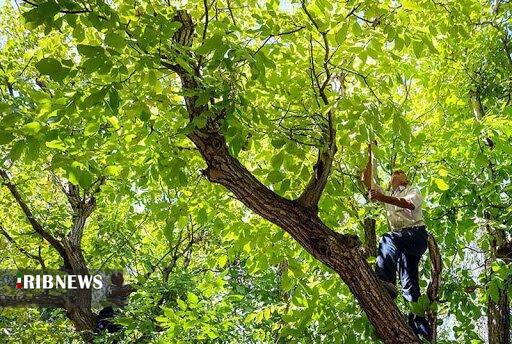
[108,88,120,114]
[229,133,244,157]
[187,292,199,305]
[38,1,60,18]
[0,130,15,145]
[271,139,286,149]
[335,23,349,45]
[271,151,284,170]
[22,122,42,135]
[279,179,290,193]
[35,58,68,81]
[205,329,218,339]
[267,170,284,183]
[192,115,207,129]
[104,165,121,176]
[104,32,126,49]
[0,102,10,114]
[412,40,423,58]
[77,44,104,57]
[195,92,210,107]
[403,0,420,10]
[45,139,67,151]
[218,255,228,268]
[112,316,133,327]
[196,34,223,55]
[140,107,151,122]
[107,116,120,130]
[434,178,449,191]
[84,122,97,136]
[488,282,500,303]
[177,298,188,311]
[9,141,25,161]
[82,87,109,107]
[281,272,294,292]
[82,57,105,73]
[175,56,194,74]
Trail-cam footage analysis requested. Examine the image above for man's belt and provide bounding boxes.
[399,224,426,231]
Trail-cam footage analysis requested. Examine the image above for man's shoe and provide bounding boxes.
[379,280,399,299]
[408,313,432,341]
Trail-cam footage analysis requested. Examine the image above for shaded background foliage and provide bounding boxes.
[0,0,511,343]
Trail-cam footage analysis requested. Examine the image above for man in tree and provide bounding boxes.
[96,272,135,333]
[362,166,432,339]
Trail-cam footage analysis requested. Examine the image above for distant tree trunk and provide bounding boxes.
[0,171,99,340]
[487,211,510,344]
[63,242,96,334]
[426,234,442,344]
[470,84,511,344]
[487,287,510,344]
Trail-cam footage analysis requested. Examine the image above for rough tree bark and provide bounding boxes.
[487,286,510,344]
[162,10,420,343]
[487,211,510,344]
[426,234,442,344]
[363,217,377,258]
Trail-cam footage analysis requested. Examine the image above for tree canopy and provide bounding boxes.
[1,0,512,343]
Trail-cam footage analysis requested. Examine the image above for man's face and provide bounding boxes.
[391,171,407,189]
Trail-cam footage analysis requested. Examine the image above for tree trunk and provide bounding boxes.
[426,234,442,344]
[487,213,510,344]
[62,217,96,334]
[488,287,510,344]
[470,86,511,344]
[0,172,98,338]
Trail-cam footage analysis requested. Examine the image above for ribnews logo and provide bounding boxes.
[1,270,121,309]
[15,271,103,290]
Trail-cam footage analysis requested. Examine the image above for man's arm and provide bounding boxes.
[369,189,415,210]
[361,143,379,189]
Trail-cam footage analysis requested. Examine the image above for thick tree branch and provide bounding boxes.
[496,240,512,260]
[294,4,341,213]
[297,93,337,208]
[50,174,100,250]
[493,0,501,15]
[470,88,485,120]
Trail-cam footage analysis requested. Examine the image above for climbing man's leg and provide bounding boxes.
[399,253,422,302]
[375,232,400,298]
[398,227,431,339]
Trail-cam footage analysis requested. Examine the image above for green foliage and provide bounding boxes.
[1,0,512,343]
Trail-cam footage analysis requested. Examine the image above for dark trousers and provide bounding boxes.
[375,225,431,337]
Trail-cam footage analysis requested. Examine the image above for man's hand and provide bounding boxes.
[369,188,384,201]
